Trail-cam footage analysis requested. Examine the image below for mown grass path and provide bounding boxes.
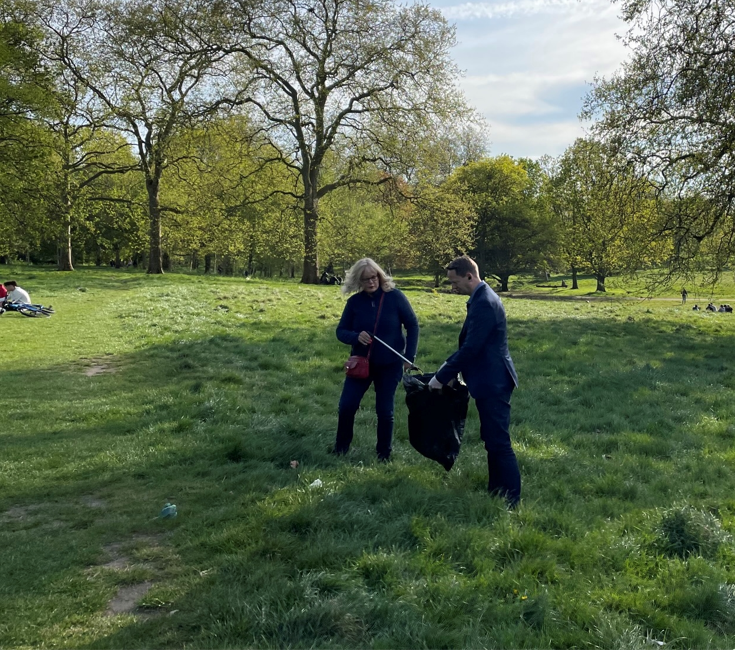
[2,267,735,648]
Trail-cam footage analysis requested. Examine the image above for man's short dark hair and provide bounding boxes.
[446,255,479,278]
[3,280,17,288]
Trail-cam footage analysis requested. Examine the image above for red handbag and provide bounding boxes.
[344,355,370,378]
[344,293,384,379]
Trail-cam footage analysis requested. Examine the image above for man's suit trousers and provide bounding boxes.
[475,378,521,506]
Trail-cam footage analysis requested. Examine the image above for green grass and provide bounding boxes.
[3,265,735,648]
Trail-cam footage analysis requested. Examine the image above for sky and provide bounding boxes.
[430,0,631,159]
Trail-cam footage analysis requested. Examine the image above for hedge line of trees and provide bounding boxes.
[1,0,733,288]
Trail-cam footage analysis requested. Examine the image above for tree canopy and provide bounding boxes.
[585,0,735,276]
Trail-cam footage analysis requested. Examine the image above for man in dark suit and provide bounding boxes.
[429,255,521,507]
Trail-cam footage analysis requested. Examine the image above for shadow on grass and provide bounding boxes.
[3,313,735,647]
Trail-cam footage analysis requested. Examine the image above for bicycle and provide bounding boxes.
[0,300,55,317]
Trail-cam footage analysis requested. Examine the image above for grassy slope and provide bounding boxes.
[2,267,735,648]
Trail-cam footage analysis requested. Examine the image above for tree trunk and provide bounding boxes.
[571,266,579,290]
[301,201,319,283]
[162,251,171,271]
[596,274,606,292]
[95,246,103,267]
[500,275,510,292]
[146,176,164,274]
[57,226,74,270]
[57,188,74,271]
[191,251,198,270]
[205,253,213,273]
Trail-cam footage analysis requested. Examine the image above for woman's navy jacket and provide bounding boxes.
[336,287,419,366]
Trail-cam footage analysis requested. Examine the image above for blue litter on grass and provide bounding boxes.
[159,503,177,518]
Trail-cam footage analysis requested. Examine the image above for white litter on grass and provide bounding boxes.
[309,479,323,488]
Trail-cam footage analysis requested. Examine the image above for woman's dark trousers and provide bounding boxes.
[474,380,521,507]
[335,361,403,460]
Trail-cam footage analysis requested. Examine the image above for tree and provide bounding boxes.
[218,0,473,282]
[0,0,56,262]
[161,117,300,275]
[549,139,665,292]
[0,120,54,261]
[79,130,148,266]
[0,0,49,129]
[42,0,240,273]
[408,184,474,286]
[39,75,141,270]
[447,156,558,291]
[585,0,735,275]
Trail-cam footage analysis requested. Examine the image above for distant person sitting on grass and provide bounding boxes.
[3,281,30,304]
[692,304,700,311]
[706,302,717,312]
[0,282,6,304]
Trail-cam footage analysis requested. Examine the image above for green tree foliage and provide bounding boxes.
[79,130,147,266]
[0,0,48,127]
[161,118,301,275]
[447,156,558,291]
[585,0,735,276]
[549,139,667,292]
[0,120,54,260]
[319,182,411,274]
[0,0,55,261]
[39,78,139,270]
[407,183,475,286]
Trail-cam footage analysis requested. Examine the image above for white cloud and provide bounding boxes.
[430,0,630,156]
[487,118,590,158]
[463,71,587,117]
[443,0,607,21]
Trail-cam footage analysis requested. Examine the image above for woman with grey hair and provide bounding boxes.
[334,258,419,461]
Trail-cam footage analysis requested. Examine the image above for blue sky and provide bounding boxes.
[430,0,630,158]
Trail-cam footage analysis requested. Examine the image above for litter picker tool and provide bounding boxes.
[372,335,422,373]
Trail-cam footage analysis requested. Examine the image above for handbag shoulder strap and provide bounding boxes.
[367,292,385,361]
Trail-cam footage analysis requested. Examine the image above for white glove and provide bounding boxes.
[428,375,443,390]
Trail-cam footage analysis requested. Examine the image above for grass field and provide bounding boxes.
[3,266,735,649]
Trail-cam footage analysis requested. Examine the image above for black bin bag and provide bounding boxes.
[403,373,470,471]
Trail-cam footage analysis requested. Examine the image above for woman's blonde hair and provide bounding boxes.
[342,258,395,295]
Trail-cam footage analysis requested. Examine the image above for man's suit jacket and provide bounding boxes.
[435,282,518,399]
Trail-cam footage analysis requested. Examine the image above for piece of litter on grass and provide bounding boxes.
[158,503,177,518]
[290,460,299,469]
[602,454,612,460]
[309,479,323,488]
